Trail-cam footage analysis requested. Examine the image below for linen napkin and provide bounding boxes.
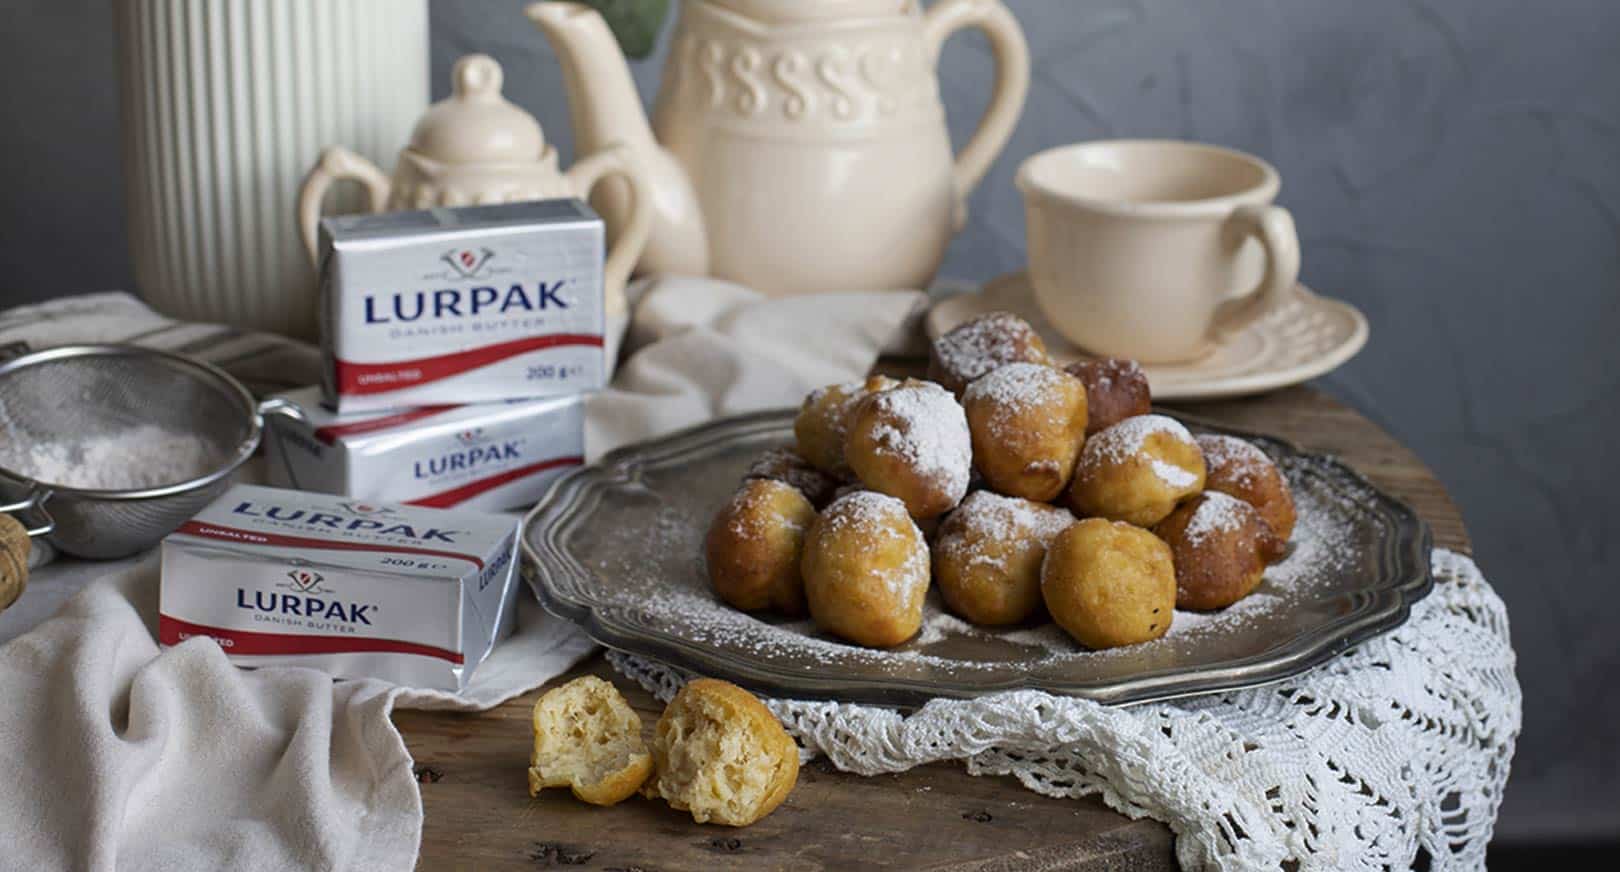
[0,280,926,870]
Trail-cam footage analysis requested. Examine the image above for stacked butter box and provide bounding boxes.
[159,199,608,690]
[267,198,606,509]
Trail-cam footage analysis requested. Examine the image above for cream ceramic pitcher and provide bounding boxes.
[530,0,1030,295]
[297,55,652,316]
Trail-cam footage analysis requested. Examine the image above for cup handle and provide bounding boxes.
[565,144,654,318]
[297,146,392,266]
[923,0,1031,230]
[1218,204,1301,325]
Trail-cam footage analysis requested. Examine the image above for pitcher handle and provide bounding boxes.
[297,146,392,266]
[923,0,1030,230]
[564,144,654,318]
[1217,204,1301,325]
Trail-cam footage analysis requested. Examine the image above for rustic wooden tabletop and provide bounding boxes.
[394,385,1470,871]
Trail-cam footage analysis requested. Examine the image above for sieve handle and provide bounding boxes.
[0,488,53,613]
[257,397,309,425]
[256,397,310,490]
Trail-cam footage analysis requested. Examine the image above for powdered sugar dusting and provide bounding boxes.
[722,480,810,541]
[1183,491,1250,545]
[0,423,226,491]
[745,447,840,506]
[572,436,1378,680]
[1082,414,1199,488]
[935,491,1074,574]
[816,491,929,600]
[932,312,1043,386]
[1197,434,1273,488]
[963,362,1068,413]
[861,382,972,503]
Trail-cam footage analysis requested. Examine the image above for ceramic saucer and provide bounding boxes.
[925,272,1369,401]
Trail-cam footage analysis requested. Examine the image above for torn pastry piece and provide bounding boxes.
[529,675,653,806]
[643,679,800,827]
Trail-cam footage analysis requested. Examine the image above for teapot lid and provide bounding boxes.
[407,55,545,164]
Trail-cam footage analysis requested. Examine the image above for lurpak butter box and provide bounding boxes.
[159,484,521,690]
[264,386,585,512]
[318,199,607,413]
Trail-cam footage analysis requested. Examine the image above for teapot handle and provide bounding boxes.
[564,143,654,318]
[923,0,1030,230]
[297,146,392,266]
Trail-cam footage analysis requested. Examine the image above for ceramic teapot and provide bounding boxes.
[297,54,652,315]
[528,0,1029,296]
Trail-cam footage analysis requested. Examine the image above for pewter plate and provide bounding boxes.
[522,409,1432,707]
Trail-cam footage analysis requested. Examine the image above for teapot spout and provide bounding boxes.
[527,2,709,278]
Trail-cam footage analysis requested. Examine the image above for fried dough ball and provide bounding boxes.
[962,362,1089,502]
[1154,492,1289,610]
[928,311,1051,396]
[1041,518,1177,649]
[1068,415,1206,527]
[844,379,972,520]
[794,375,901,474]
[706,479,817,615]
[744,447,841,509]
[1195,434,1297,540]
[933,491,1076,626]
[801,491,930,647]
[1064,358,1152,436]
[528,676,652,806]
[643,678,799,827]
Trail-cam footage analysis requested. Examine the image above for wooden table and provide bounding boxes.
[394,385,1470,871]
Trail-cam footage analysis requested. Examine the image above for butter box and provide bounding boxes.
[264,386,585,512]
[159,484,520,690]
[318,199,606,412]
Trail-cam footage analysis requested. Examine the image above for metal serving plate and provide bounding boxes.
[522,409,1432,707]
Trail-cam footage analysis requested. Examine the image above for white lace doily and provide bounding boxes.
[611,549,1519,871]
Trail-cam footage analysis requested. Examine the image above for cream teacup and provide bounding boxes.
[1017,140,1300,363]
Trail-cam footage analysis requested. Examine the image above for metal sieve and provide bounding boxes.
[0,344,303,560]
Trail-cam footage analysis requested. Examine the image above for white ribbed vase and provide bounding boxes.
[116,0,428,338]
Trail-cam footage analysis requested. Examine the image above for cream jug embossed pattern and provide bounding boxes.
[297,55,653,317]
[530,0,1030,296]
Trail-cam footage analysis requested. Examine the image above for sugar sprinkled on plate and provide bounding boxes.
[571,433,1373,683]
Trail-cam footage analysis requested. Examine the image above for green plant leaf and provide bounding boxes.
[552,0,670,60]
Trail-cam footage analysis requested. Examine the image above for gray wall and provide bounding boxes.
[3,0,1618,846]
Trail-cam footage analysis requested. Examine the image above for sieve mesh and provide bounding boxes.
[0,346,262,559]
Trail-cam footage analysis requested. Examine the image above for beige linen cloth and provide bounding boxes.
[0,281,926,871]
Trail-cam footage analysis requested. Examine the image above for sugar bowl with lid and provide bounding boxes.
[297,54,652,315]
